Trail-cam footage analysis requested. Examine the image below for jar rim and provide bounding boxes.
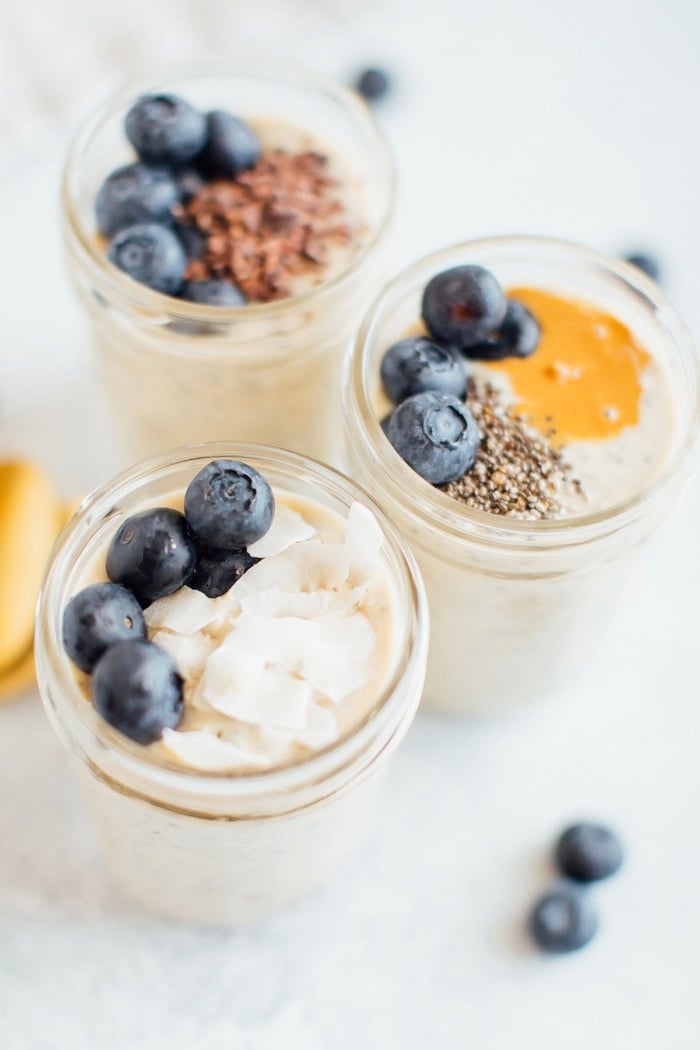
[344,234,700,552]
[35,442,428,807]
[61,57,397,333]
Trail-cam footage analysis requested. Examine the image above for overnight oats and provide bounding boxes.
[343,237,698,715]
[35,445,427,924]
[61,62,394,463]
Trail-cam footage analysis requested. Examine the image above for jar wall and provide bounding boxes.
[74,733,390,924]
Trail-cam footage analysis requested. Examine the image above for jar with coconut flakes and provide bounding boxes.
[35,444,427,925]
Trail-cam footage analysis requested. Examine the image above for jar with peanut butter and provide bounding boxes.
[342,236,699,715]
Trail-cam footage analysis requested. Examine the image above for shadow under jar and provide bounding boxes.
[61,61,395,466]
[342,236,699,716]
[35,444,427,925]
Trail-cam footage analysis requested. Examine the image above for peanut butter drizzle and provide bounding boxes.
[489,287,651,445]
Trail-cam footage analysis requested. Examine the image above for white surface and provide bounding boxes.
[1,1,700,1047]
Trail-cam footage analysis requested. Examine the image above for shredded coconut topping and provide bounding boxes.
[147,501,386,772]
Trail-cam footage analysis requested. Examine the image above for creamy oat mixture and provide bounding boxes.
[76,493,400,774]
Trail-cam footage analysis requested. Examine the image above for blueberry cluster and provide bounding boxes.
[528,822,624,953]
[62,460,273,745]
[96,94,260,303]
[379,265,540,486]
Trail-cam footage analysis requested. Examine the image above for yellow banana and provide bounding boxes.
[0,647,36,702]
[0,461,63,694]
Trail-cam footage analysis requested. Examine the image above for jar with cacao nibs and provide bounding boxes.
[62,60,395,466]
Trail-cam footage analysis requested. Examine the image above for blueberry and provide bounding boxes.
[624,251,662,284]
[175,167,205,203]
[125,94,207,166]
[184,460,274,549]
[182,279,246,307]
[107,223,186,295]
[91,639,183,745]
[196,111,261,178]
[190,547,258,598]
[496,300,540,358]
[384,392,480,485]
[175,223,208,262]
[95,163,179,237]
[555,823,624,883]
[380,336,467,405]
[528,881,598,954]
[106,508,198,608]
[62,582,146,673]
[355,67,391,103]
[422,265,507,349]
[464,300,541,361]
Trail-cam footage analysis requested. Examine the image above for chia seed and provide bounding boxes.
[439,381,585,520]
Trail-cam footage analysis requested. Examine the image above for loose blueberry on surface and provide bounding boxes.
[528,881,598,954]
[624,251,662,284]
[384,392,480,485]
[107,222,187,295]
[190,546,258,598]
[181,279,247,307]
[62,582,147,674]
[106,508,198,608]
[555,823,624,883]
[95,163,179,237]
[125,94,207,166]
[196,111,261,178]
[355,67,391,103]
[380,335,467,405]
[422,265,507,349]
[464,299,541,361]
[184,460,275,549]
[91,639,184,745]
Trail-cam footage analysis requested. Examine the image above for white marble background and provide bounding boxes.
[1,1,699,1047]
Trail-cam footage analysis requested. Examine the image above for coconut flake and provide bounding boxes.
[346,502,384,582]
[199,625,316,730]
[203,659,314,730]
[144,586,235,635]
[302,611,376,703]
[248,503,316,558]
[150,629,215,680]
[233,539,351,600]
[161,729,271,772]
[219,614,321,668]
[239,589,334,620]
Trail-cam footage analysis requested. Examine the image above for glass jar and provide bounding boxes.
[35,443,427,924]
[342,236,699,715]
[61,61,395,466]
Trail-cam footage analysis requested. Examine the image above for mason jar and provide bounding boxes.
[35,443,427,924]
[61,61,395,465]
[342,236,698,715]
